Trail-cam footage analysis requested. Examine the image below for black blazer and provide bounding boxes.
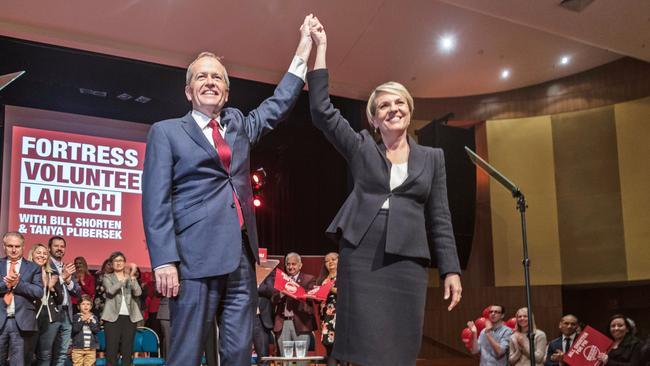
[257,273,275,330]
[34,271,64,323]
[307,69,460,275]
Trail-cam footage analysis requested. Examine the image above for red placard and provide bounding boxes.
[258,248,268,263]
[563,326,613,366]
[273,268,306,299]
[300,280,333,301]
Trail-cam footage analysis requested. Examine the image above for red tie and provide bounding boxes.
[209,119,244,227]
[4,260,17,305]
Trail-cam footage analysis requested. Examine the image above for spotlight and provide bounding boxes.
[500,69,511,79]
[253,196,263,208]
[251,168,267,190]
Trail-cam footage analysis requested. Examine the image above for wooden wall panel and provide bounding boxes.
[486,116,562,286]
[614,97,650,281]
[551,107,627,284]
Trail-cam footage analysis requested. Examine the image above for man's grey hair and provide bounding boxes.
[185,52,230,88]
[285,252,302,263]
[3,231,25,245]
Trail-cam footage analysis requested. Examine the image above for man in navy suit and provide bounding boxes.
[0,231,43,366]
[142,15,315,366]
[545,314,579,366]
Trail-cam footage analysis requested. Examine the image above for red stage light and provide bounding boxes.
[252,174,260,184]
[253,197,262,207]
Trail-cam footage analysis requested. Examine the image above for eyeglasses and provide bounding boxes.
[112,258,125,263]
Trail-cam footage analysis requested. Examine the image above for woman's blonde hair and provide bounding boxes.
[28,243,53,274]
[365,81,414,126]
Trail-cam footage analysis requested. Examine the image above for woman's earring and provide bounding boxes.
[374,126,378,134]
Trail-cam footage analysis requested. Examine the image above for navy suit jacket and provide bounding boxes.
[308,69,460,275]
[545,336,566,366]
[142,73,304,279]
[0,258,43,331]
[49,258,81,319]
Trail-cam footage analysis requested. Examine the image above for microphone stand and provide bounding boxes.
[465,147,535,366]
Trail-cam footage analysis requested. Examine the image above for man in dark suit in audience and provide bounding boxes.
[271,253,316,365]
[0,231,44,366]
[255,274,275,365]
[545,314,579,366]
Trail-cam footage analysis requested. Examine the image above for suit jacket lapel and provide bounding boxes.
[398,136,426,189]
[0,259,6,277]
[374,142,392,182]
[180,112,226,171]
[18,258,28,276]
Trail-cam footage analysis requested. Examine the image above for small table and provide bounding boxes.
[260,356,325,365]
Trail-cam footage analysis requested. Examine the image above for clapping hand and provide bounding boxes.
[48,274,59,290]
[3,272,19,288]
[61,262,76,283]
[467,320,477,334]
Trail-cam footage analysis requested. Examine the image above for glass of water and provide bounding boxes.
[295,340,307,357]
[282,340,295,357]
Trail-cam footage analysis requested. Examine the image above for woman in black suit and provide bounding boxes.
[306,18,462,366]
[27,243,63,365]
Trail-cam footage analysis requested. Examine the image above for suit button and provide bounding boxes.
[231,203,236,208]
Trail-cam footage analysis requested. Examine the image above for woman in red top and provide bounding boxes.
[71,256,95,311]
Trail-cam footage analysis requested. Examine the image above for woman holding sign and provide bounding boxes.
[598,314,642,366]
[306,18,462,366]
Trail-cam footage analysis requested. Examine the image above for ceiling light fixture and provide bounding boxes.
[438,34,456,53]
[500,69,510,79]
[559,56,571,65]
[135,96,151,103]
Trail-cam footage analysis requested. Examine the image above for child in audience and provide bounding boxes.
[71,295,101,366]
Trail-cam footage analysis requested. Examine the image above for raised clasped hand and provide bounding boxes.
[309,17,327,46]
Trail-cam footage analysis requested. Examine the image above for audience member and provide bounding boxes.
[468,304,513,366]
[316,252,347,366]
[71,257,94,312]
[93,258,112,319]
[27,243,63,366]
[101,252,143,366]
[598,314,642,366]
[0,232,43,366]
[508,307,546,366]
[255,274,275,365]
[38,236,80,366]
[545,314,579,366]
[71,295,99,366]
[271,253,316,366]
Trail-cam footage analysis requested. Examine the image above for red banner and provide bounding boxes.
[7,126,148,267]
[563,326,613,366]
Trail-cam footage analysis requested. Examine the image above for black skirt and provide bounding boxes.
[332,210,429,366]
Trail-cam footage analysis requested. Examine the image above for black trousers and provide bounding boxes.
[104,315,136,366]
